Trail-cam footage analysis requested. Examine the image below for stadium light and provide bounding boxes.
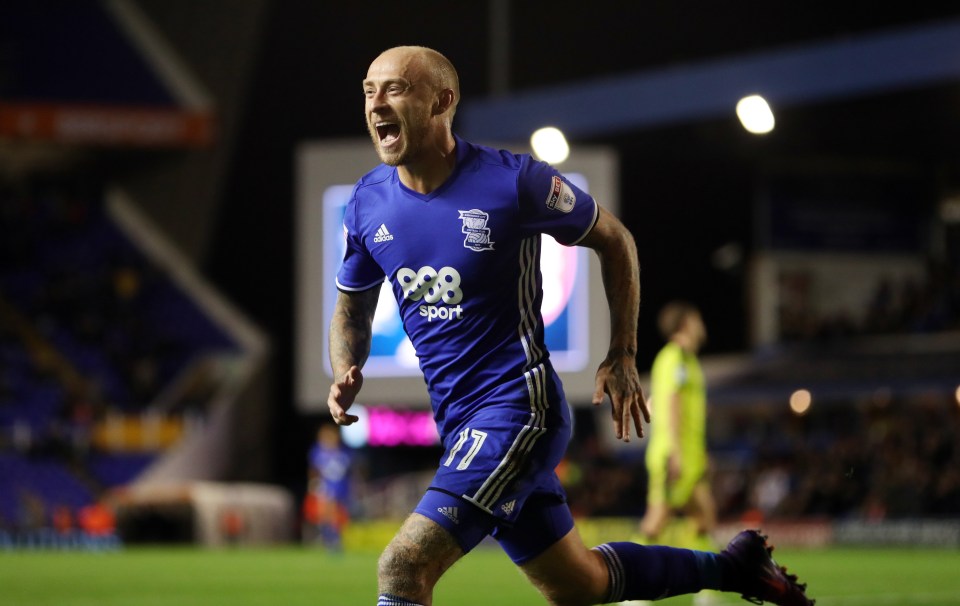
[789,389,812,415]
[530,126,570,164]
[736,94,775,134]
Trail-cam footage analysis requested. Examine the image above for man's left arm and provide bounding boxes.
[579,206,650,442]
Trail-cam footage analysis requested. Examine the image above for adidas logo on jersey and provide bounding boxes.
[437,506,459,524]
[373,223,394,243]
[500,500,516,515]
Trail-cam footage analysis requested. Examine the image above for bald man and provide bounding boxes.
[326,46,813,606]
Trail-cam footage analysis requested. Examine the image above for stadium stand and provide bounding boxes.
[0,179,263,547]
[0,182,237,409]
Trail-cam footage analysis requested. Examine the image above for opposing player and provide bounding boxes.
[635,302,719,605]
[327,45,813,606]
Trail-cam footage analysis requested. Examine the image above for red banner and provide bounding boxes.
[0,102,214,147]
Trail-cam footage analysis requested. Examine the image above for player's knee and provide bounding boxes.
[377,541,432,596]
[377,542,418,582]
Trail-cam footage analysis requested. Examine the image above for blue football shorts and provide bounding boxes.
[413,405,575,564]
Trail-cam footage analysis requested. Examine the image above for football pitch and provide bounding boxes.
[2,545,958,605]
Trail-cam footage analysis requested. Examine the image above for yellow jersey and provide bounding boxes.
[645,341,706,463]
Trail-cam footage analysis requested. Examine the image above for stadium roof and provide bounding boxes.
[460,18,960,141]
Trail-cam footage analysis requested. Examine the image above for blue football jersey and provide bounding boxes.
[309,444,352,502]
[336,136,599,436]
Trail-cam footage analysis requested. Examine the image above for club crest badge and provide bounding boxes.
[459,209,494,251]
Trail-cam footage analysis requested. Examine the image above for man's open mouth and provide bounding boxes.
[376,122,401,145]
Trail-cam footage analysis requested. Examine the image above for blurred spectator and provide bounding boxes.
[17,489,46,531]
[782,257,960,343]
[562,393,960,524]
[51,504,74,535]
[78,501,116,538]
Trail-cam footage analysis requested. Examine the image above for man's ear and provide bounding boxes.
[434,89,455,116]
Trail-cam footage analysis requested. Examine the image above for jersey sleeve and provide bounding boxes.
[516,156,599,245]
[335,191,386,292]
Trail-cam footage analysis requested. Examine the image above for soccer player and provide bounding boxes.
[305,423,352,550]
[636,301,719,606]
[327,45,813,606]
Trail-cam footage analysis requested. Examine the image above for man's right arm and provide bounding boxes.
[579,206,649,442]
[327,287,380,425]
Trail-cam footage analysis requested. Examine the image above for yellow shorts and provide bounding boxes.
[645,454,706,509]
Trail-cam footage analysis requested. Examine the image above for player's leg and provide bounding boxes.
[377,513,465,606]
[665,455,715,554]
[685,481,718,547]
[650,455,708,544]
[518,525,609,605]
[638,502,670,541]
[503,495,720,605]
[518,523,727,605]
[638,457,670,540]
[505,497,814,606]
[676,451,714,533]
[378,411,510,606]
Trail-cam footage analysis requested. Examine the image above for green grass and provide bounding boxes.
[1,545,958,605]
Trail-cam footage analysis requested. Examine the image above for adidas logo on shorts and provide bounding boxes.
[500,500,516,515]
[373,223,394,243]
[437,506,459,524]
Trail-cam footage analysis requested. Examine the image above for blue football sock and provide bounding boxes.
[594,542,723,602]
[376,594,424,606]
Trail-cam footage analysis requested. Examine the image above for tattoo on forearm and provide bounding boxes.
[329,289,378,375]
[598,231,640,354]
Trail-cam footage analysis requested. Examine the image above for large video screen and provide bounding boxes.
[296,141,618,410]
